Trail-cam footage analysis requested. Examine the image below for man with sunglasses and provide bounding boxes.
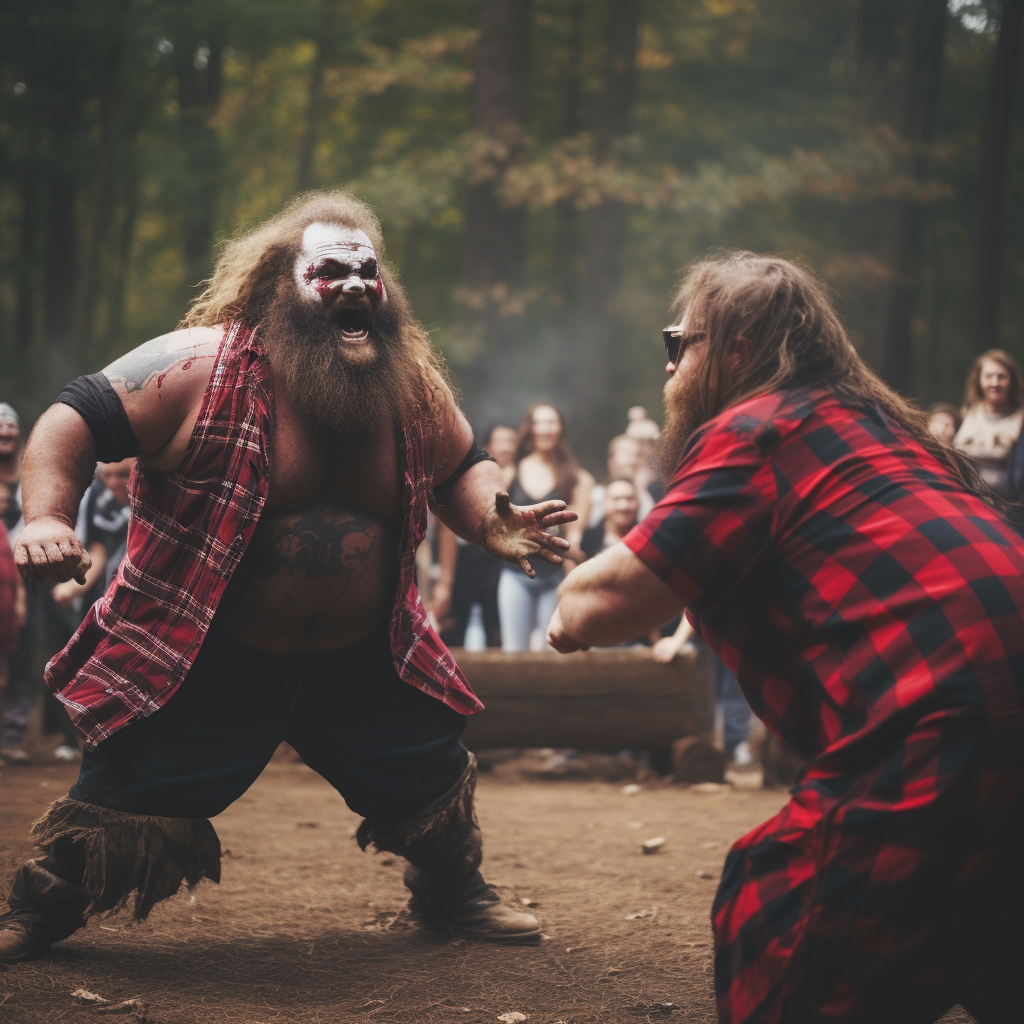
[548,252,1024,1022]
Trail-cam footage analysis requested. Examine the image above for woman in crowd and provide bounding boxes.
[954,349,1024,497]
[498,404,592,651]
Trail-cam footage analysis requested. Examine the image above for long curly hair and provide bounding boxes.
[182,190,446,426]
[673,251,1008,512]
[514,404,580,500]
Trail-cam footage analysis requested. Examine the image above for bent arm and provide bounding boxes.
[21,405,97,532]
[15,327,219,584]
[552,542,685,649]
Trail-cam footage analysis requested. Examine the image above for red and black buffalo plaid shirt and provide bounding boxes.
[625,388,1024,788]
[47,322,482,747]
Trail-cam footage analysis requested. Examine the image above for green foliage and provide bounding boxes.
[0,0,1021,442]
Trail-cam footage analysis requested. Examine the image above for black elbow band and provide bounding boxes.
[57,373,141,464]
[434,444,496,497]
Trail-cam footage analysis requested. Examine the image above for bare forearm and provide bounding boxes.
[433,460,506,544]
[21,405,96,526]
[556,545,685,647]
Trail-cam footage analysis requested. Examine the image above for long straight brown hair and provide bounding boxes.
[674,252,1008,511]
[514,403,580,500]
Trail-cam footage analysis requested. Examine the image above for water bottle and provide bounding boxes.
[464,603,486,651]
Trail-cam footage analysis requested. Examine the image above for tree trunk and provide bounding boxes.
[550,0,586,388]
[974,0,1024,353]
[105,157,140,352]
[176,31,224,295]
[855,0,907,122]
[296,0,341,192]
[570,0,640,467]
[460,0,531,427]
[879,0,947,394]
[73,0,131,360]
[15,161,41,357]
[42,21,84,383]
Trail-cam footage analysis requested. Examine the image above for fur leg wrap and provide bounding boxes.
[6,797,221,940]
[356,754,488,912]
[354,753,540,942]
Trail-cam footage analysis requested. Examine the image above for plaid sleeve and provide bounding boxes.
[623,423,778,608]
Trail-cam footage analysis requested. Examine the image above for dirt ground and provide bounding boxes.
[0,753,977,1024]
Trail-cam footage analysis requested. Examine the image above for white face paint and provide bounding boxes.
[292,223,386,342]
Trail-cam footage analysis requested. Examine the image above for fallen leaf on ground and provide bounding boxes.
[71,989,108,1004]
[625,907,657,920]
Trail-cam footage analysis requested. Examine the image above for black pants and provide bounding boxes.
[69,619,469,824]
[440,544,502,648]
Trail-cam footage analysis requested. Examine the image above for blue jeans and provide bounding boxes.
[497,567,561,652]
[715,658,751,757]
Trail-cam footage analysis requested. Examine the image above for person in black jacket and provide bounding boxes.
[579,478,640,561]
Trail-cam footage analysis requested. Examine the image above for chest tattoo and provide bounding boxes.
[243,505,383,581]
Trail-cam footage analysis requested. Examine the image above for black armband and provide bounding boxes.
[57,373,141,463]
[433,443,496,498]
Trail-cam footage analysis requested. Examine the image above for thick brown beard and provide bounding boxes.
[654,370,712,483]
[261,284,415,434]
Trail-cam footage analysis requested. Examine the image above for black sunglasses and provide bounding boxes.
[662,325,706,365]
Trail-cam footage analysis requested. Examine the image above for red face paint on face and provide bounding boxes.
[295,225,387,311]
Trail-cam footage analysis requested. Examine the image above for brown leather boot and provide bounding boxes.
[356,753,541,944]
[0,923,41,963]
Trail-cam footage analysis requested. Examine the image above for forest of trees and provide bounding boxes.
[1,0,1022,468]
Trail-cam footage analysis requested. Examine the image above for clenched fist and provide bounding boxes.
[14,516,91,586]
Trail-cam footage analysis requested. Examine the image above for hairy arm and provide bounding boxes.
[429,384,577,576]
[14,327,221,584]
[546,542,685,652]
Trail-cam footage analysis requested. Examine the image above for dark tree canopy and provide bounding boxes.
[0,0,1021,466]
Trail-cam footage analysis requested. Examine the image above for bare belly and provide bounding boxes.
[215,502,399,653]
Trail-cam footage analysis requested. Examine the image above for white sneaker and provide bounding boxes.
[52,744,81,762]
[731,741,753,767]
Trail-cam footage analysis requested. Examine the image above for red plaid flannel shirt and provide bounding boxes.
[625,388,1024,775]
[47,323,482,746]
[625,389,1024,1021]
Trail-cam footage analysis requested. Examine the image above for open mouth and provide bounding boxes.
[335,304,370,342]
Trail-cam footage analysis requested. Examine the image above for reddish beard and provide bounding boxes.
[261,282,414,434]
[654,369,715,482]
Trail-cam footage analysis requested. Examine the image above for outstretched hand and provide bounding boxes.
[482,491,578,578]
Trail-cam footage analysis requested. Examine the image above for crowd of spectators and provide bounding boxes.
[0,402,134,765]
[2,346,1024,767]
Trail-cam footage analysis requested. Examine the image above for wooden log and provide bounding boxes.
[455,646,716,751]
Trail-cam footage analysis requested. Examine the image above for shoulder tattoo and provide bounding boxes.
[104,336,205,393]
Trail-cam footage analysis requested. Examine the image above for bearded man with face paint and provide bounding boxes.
[0,192,573,962]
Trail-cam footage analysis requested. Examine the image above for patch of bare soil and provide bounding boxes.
[0,757,977,1023]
